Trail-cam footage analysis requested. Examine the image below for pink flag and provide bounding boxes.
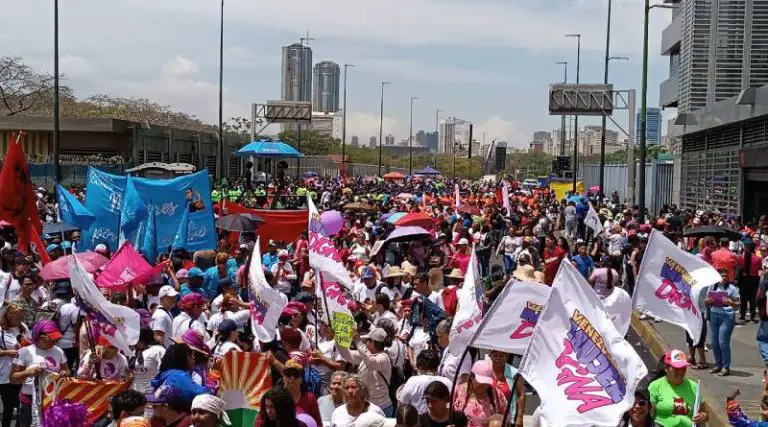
[95,242,155,291]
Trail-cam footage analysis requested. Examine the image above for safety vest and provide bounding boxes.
[211,190,221,203]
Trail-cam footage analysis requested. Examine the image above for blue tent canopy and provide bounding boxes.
[414,166,441,176]
[235,139,303,158]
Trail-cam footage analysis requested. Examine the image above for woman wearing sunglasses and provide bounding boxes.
[282,357,322,427]
[618,389,653,427]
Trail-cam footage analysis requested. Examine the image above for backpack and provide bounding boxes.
[303,365,323,397]
[442,286,459,317]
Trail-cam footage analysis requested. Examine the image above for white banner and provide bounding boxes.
[307,195,354,290]
[454,184,460,208]
[448,247,483,355]
[632,229,720,344]
[470,279,550,355]
[585,204,603,235]
[68,256,140,356]
[316,272,355,348]
[501,181,511,217]
[519,260,648,427]
[248,237,288,343]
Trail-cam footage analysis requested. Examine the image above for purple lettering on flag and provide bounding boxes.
[655,259,699,316]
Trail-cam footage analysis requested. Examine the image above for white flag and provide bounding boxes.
[585,204,604,235]
[632,229,720,344]
[68,256,140,356]
[501,181,511,217]
[248,237,288,343]
[307,195,354,290]
[470,279,550,355]
[454,184,460,208]
[316,272,355,348]
[519,260,648,426]
[448,246,484,354]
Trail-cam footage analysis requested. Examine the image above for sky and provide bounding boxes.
[2,0,673,150]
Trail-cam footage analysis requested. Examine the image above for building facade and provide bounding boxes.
[369,136,377,148]
[439,117,471,154]
[312,61,340,113]
[425,131,438,152]
[281,43,313,102]
[636,107,662,145]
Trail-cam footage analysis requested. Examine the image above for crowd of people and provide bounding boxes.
[4,173,768,427]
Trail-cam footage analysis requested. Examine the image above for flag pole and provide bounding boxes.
[448,346,472,425]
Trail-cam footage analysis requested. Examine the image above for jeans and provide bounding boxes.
[709,310,736,369]
[0,383,20,427]
[758,340,768,367]
[380,404,394,417]
[477,251,490,278]
[502,254,516,274]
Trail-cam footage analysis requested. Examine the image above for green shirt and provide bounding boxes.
[649,376,698,427]
[211,190,221,202]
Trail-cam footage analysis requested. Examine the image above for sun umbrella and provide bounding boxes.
[414,166,441,176]
[383,172,405,180]
[343,202,378,213]
[216,214,261,232]
[457,204,481,216]
[384,226,432,244]
[396,193,414,200]
[40,253,103,281]
[683,225,741,241]
[76,251,110,270]
[235,139,303,158]
[395,212,433,229]
[385,212,407,224]
[42,222,80,235]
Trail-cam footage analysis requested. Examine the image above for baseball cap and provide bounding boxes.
[46,244,60,253]
[354,412,396,427]
[361,327,388,343]
[361,267,375,280]
[187,267,205,279]
[268,240,277,247]
[471,359,494,385]
[217,319,238,334]
[457,238,469,246]
[664,349,690,369]
[158,285,179,298]
[54,280,72,296]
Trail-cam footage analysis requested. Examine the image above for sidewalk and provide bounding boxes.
[633,313,765,427]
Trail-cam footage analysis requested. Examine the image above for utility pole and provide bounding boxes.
[565,33,581,193]
[341,64,354,177]
[555,61,568,158]
[599,0,612,200]
[377,82,390,176]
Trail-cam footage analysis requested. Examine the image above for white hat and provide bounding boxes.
[354,412,395,427]
[191,395,231,426]
[94,244,108,253]
[158,285,179,298]
[457,238,469,245]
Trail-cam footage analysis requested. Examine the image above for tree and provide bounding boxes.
[0,56,74,116]
[278,130,341,155]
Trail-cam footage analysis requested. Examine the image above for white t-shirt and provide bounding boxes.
[12,345,67,394]
[54,300,80,349]
[4,278,20,301]
[213,341,242,358]
[151,308,174,348]
[206,310,251,334]
[132,345,166,394]
[397,374,453,414]
[600,287,632,336]
[314,338,343,385]
[408,327,431,360]
[330,402,384,427]
[353,282,379,304]
[78,350,129,380]
[172,312,208,341]
[0,326,24,384]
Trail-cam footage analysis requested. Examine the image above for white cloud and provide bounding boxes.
[475,116,528,149]
[60,54,96,77]
[346,112,399,141]
[354,58,514,83]
[161,55,200,78]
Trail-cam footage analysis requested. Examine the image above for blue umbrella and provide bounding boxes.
[43,222,80,235]
[236,139,303,158]
[385,212,407,224]
[414,166,441,176]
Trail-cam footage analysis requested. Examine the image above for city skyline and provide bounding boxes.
[312,60,340,113]
[4,0,672,150]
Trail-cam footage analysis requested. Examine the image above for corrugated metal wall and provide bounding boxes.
[580,160,675,214]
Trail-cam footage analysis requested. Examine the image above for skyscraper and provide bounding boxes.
[425,131,438,152]
[660,0,768,112]
[312,61,340,113]
[281,43,312,102]
[636,108,662,145]
[369,136,377,148]
[351,136,359,146]
[415,130,426,147]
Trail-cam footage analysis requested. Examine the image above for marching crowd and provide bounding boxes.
[3,174,768,427]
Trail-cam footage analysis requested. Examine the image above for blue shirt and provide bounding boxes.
[262,252,279,271]
[572,254,595,278]
[708,282,740,315]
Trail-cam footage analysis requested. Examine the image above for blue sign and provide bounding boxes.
[81,167,215,253]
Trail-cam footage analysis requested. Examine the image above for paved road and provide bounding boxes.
[641,317,766,421]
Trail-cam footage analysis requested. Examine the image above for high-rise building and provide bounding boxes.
[425,131,438,152]
[533,131,552,143]
[636,108,662,145]
[439,117,471,154]
[312,61,340,113]
[281,43,312,102]
[660,0,768,112]
[350,136,359,146]
[581,125,620,155]
[385,134,395,145]
[369,136,377,148]
[415,131,426,147]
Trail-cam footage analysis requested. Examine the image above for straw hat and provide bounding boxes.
[447,268,465,280]
[383,266,405,279]
[428,267,444,291]
[512,265,539,282]
[401,261,418,277]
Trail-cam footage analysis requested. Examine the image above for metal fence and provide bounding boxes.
[278,156,409,178]
[580,159,675,214]
[21,163,131,188]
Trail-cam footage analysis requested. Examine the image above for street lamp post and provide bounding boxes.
[435,108,442,167]
[378,81,390,176]
[599,54,630,198]
[297,36,313,180]
[555,61,568,158]
[565,33,581,193]
[53,0,61,182]
[218,0,224,181]
[409,96,418,175]
[341,64,354,177]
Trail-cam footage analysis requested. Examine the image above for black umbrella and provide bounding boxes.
[683,225,741,241]
[42,222,79,235]
[216,214,262,232]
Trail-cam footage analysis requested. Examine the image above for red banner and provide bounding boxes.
[0,132,42,251]
[220,203,308,253]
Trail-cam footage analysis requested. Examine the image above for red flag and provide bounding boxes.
[30,226,51,265]
[0,132,42,251]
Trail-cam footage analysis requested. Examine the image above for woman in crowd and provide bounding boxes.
[78,334,131,380]
[648,350,709,426]
[0,303,28,427]
[452,360,507,427]
[318,371,348,422]
[739,240,762,323]
[152,343,211,397]
[131,327,166,394]
[212,319,242,358]
[588,255,621,298]
[705,267,741,376]
[337,328,392,416]
[330,374,385,427]
[312,320,344,394]
[617,389,653,427]
[420,381,468,427]
[395,404,419,427]
[487,350,525,427]
[281,357,322,427]
[190,394,231,427]
[256,387,304,427]
[11,320,69,427]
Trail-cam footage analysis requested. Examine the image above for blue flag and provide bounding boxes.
[119,176,148,245]
[55,185,96,230]
[171,202,190,251]
[141,201,157,263]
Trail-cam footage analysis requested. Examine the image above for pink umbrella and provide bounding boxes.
[76,251,110,270]
[40,254,103,281]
